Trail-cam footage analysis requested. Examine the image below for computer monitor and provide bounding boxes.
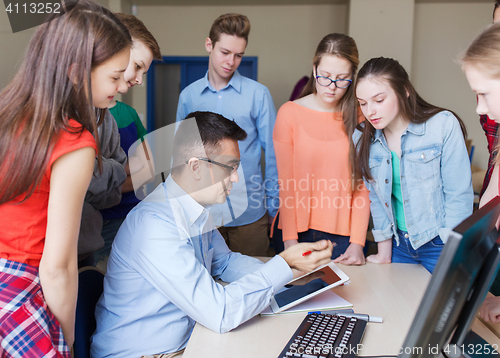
[399,196,500,358]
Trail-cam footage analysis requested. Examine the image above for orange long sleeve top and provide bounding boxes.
[273,101,370,245]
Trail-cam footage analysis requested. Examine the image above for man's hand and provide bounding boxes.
[479,296,500,323]
[279,240,333,273]
[333,243,365,266]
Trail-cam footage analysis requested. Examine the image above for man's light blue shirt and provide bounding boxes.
[176,70,279,226]
[90,175,292,358]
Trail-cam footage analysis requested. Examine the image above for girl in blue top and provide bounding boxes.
[353,57,473,273]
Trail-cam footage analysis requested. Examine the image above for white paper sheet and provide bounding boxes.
[260,290,352,316]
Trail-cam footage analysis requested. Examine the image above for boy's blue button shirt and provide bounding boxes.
[176,70,279,226]
[90,175,292,358]
[353,111,473,249]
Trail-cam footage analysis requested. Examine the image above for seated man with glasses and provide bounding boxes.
[90,111,333,358]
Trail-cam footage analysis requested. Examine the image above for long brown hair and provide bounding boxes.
[354,57,467,182]
[0,0,132,204]
[299,33,360,181]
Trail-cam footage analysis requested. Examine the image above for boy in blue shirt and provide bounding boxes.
[176,13,279,256]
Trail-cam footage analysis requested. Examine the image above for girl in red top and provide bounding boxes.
[273,33,370,265]
[0,1,132,356]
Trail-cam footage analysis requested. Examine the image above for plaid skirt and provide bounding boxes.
[0,258,70,358]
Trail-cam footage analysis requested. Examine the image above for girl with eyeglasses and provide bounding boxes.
[272,33,370,265]
[353,57,473,273]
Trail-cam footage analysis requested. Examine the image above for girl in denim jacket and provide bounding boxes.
[353,57,473,273]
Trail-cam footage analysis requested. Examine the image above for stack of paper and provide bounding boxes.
[260,290,352,316]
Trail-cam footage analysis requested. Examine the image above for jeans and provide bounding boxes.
[272,215,350,260]
[94,217,126,265]
[392,229,444,273]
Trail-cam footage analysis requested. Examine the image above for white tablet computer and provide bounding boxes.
[269,262,349,313]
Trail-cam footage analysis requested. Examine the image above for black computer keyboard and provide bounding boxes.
[278,313,367,358]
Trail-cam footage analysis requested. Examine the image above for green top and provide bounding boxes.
[109,100,147,139]
[391,151,407,231]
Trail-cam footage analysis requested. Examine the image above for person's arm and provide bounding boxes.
[86,112,127,210]
[438,113,474,241]
[366,178,394,241]
[133,213,290,334]
[351,129,394,244]
[121,108,155,193]
[210,222,333,283]
[122,139,155,193]
[273,104,299,245]
[257,87,279,219]
[334,179,370,265]
[133,213,331,334]
[349,181,370,246]
[38,146,95,347]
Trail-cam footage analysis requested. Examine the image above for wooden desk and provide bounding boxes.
[183,262,500,358]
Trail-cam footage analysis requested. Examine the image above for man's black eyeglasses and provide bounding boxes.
[186,157,240,175]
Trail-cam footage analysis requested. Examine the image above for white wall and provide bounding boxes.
[349,0,415,73]
[0,10,34,91]
[0,0,109,91]
[130,4,348,120]
[412,2,492,170]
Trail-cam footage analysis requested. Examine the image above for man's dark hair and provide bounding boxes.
[171,111,247,174]
[187,111,247,147]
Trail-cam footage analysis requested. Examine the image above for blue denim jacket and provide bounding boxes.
[354,111,473,250]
